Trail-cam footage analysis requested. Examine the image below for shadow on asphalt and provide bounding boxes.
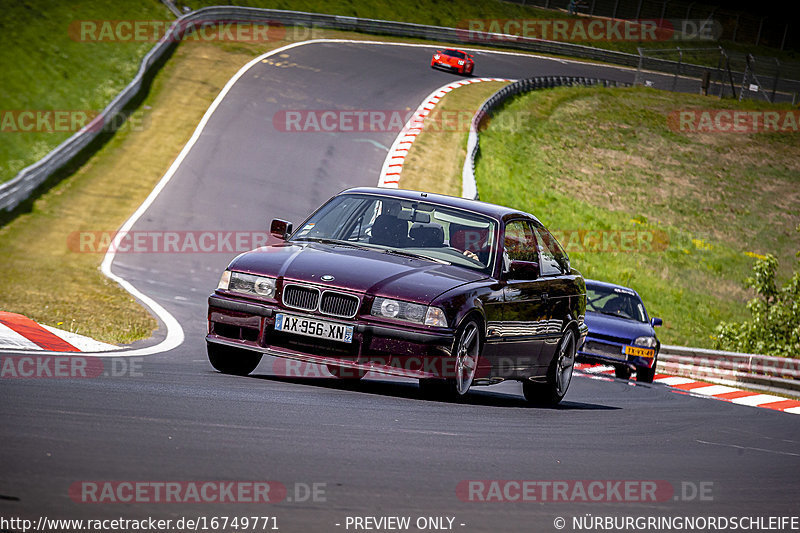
[241,372,620,410]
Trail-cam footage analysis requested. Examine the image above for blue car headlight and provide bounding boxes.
[634,336,657,348]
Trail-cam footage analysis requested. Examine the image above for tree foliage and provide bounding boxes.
[713,251,800,358]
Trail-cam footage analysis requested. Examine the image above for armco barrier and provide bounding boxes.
[659,345,800,397]
[2,5,782,213]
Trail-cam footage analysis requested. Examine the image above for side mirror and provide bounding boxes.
[504,260,539,281]
[651,317,662,327]
[269,218,293,241]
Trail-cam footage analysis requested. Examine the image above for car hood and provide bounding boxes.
[584,311,656,342]
[228,242,487,303]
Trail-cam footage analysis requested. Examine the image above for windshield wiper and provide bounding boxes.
[293,237,372,250]
[595,310,634,320]
[383,248,450,265]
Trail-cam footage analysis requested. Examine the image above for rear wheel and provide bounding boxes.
[523,329,576,407]
[207,342,262,376]
[327,364,367,380]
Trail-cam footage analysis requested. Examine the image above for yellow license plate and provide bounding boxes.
[624,345,655,358]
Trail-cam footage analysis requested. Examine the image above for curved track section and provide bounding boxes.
[1,41,798,530]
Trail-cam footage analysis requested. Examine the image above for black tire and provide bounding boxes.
[636,356,657,383]
[207,342,262,376]
[419,317,482,400]
[327,364,367,380]
[615,365,632,380]
[523,329,576,407]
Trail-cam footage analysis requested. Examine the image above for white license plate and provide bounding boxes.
[274,313,354,343]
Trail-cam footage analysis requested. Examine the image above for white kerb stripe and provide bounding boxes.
[729,394,789,406]
[655,376,697,386]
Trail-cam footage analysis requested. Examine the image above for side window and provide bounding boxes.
[503,220,538,266]
[532,226,568,276]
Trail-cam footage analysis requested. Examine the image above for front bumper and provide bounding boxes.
[207,294,456,379]
[432,60,466,72]
[577,336,657,369]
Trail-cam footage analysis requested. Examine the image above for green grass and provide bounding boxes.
[474,85,799,347]
[0,0,173,185]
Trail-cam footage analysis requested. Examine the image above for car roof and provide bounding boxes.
[339,187,540,224]
[585,278,642,297]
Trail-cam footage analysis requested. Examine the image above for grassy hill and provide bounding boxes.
[0,1,172,184]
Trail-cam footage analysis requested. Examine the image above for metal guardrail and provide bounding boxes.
[3,5,776,213]
[461,77,798,398]
[659,345,800,397]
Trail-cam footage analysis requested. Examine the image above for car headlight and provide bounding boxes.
[217,270,231,290]
[458,60,465,65]
[371,297,447,327]
[434,54,440,59]
[221,270,277,299]
[634,336,657,348]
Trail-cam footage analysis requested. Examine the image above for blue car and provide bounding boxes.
[577,279,662,382]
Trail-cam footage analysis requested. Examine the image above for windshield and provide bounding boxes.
[586,283,648,322]
[290,194,497,273]
[443,49,466,59]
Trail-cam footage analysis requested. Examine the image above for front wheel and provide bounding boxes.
[636,355,657,383]
[207,342,262,376]
[523,329,576,407]
[419,318,482,400]
[615,365,632,379]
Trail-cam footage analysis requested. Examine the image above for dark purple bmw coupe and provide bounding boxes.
[206,187,588,405]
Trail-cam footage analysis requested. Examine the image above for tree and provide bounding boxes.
[713,251,800,358]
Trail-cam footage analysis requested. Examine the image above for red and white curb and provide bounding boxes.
[0,312,118,353]
[378,77,513,188]
[575,363,800,415]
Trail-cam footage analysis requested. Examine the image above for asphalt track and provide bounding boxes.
[1,41,798,531]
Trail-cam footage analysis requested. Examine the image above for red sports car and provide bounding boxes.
[431,48,474,75]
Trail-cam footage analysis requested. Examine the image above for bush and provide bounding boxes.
[713,250,800,358]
